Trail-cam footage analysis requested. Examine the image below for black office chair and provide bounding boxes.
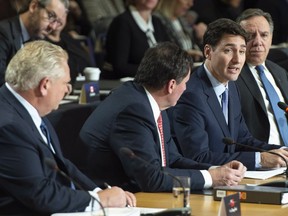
[47,102,99,161]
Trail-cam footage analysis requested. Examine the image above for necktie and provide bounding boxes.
[221,88,229,124]
[256,65,288,146]
[157,113,166,167]
[40,120,54,151]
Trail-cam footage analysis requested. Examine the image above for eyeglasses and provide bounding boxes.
[38,4,63,27]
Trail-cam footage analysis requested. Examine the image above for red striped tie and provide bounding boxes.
[157,113,166,167]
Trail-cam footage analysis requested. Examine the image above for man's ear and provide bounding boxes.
[39,77,50,96]
[29,0,39,13]
[167,79,176,94]
[204,44,212,60]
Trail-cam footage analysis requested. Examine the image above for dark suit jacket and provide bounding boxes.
[169,65,280,170]
[0,85,96,216]
[102,9,170,79]
[0,16,22,86]
[78,81,211,193]
[236,61,288,143]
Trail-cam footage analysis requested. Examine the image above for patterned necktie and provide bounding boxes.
[256,65,288,146]
[157,113,166,167]
[221,88,229,124]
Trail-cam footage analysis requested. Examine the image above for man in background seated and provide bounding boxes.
[169,18,288,170]
[0,40,135,215]
[236,9,288,146]
[78,42,246,193]
[0,0,69,86]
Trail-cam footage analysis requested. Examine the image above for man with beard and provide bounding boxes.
[0,0,69,86]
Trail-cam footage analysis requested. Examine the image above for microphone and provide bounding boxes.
[44,158,106,215]
[278,102,288,114]
[222,137,288,187]
[119,147,191,215]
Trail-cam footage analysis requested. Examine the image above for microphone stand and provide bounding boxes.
[223,137,288,187]
[44,158,106,216]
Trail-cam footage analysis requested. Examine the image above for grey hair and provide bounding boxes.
[5,40,68,91]
[236,8,274,33]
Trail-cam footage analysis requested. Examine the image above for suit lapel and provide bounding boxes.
[240,64,267,114]
[198,68,231,137]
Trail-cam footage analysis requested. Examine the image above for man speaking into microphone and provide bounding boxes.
[78,41,246,193]
[169,18,288,171]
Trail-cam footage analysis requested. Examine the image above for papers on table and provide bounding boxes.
[51,207,166,216]
[244,167,286,180]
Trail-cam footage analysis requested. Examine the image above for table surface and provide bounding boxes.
[135,176,288,215]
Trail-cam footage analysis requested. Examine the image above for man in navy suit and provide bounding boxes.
[169,18,288,171]
[0,41,135,216]
[236,9,288,146]
[0,0,69,86]
[78,42,246,193]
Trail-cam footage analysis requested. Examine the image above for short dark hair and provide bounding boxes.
[134,42,193,90]
[236,8,274,33]
[203,18,248,50]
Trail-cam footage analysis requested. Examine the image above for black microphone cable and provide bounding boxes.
[44,157,106,215]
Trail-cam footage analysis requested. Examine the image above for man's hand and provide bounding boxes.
[209,160,247,187]
[260,148,288,168]
[98,186,136,207]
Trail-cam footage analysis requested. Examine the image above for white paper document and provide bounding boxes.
[244,167,286,180]
[52,207,166,216]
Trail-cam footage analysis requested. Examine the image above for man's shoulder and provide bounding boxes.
[0,16,20,40]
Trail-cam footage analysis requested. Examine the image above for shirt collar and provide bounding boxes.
[144,88,160,123]
[204,64,227,97]
[129,5,154,33]
[19,16,30,43]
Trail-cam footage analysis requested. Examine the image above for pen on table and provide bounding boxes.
[104,182,112,189]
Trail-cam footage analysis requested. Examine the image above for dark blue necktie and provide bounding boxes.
[40,120,54,151]
[256,65,288,146]
[221,88,229,124]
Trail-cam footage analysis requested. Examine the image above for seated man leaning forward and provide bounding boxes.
[0,40,135,216]
[169,18,288,171]
[78,41,247,193]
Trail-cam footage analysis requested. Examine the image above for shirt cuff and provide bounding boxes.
[85,187,102,212]
[255,152,261,168]
[200,170,213,188]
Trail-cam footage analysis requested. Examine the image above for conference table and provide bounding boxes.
[135,176,288,215]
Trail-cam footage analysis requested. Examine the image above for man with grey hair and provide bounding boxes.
[0,0,69,86]
[236,8,288,146]
[0,40,136,215]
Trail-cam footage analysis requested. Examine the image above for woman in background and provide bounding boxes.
[102,0,169,79]
[155,0,205,62]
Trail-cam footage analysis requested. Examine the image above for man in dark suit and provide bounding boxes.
[78,42,246,193]
[0,0,69,86]
[169,18,288,171]
[0,40,135,216]
[236,9,288,146]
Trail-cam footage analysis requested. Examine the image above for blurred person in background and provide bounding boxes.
[155,0,204,62]
[191,0,243,24]
[101,0,169,79]
[0,0,69,86]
